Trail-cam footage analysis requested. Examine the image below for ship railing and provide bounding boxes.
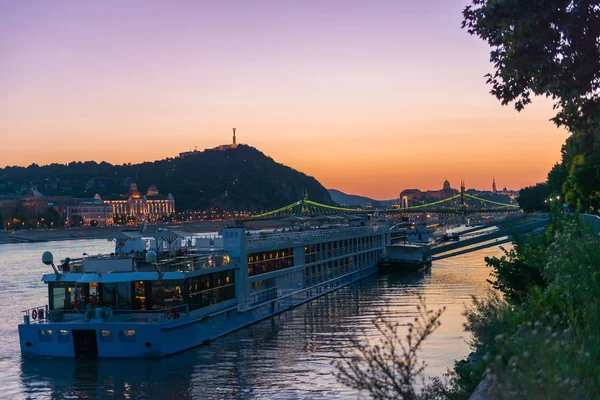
[137,252,230,273]
[36,304,190,324]
[241,266,367,314]
[239,287,279,310]
[305,265,361,286]
[57,252,231,274]
[21,305,49,324]
[245,226,387,250]
[305,246,383,265]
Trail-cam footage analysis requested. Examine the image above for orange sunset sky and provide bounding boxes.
[1,1,568,199]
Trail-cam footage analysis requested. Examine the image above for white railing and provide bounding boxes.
[245,226,387,250]
[239,287,279,310]
[22,305,49,324]
[26,304,190,325]
[59,251,231,274]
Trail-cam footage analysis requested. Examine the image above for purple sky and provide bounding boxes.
[0,1,565,197]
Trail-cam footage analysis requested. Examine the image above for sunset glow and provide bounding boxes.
[1,0,567,198]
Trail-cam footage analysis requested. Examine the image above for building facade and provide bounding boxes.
[65,196,114,226]
[399,180,459,208]
[102,183,175,222]
[20,187,49,221]
[0,196,19,226]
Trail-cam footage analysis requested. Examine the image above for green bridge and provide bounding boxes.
[252,185,520,219]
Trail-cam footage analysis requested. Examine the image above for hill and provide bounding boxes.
[0,145,333,212]
[328,189,396,207]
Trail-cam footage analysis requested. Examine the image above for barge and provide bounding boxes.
[19,225,389,358]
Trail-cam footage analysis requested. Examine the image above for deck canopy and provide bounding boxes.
[312,215,337,222]
[337,214,360,221]
[151,230,187,255]
[111,231,146,254]
[280,216,311,222]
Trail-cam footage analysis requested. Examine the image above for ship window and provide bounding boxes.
[49,282,79,310]
[58,330,70,342]
[248,248,294,276]
[149,280,183,310]
[100,329,113,343]
[187,271,236,311]
[119,330,136,342]
[39,329,53,342]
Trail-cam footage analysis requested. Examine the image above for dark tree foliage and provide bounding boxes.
[0,146,333,212]
[465,1,600,211]
[516,182,551,212]
[485,241,548,304]
[547,162,568,196]
[68,214,84,227]
[463,0,600,131]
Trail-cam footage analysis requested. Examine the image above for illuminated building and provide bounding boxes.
[399,180,459,208]
[102,183,175,222]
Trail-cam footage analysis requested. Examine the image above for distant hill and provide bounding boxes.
[0,145,333,212]
[328,189,396,207]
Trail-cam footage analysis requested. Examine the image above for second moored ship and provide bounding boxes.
[19,224,389,358]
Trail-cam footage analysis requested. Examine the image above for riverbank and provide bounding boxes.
[0,219,291,244]
[444,213,600,399]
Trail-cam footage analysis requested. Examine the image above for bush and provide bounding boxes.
[450,215,600,399]
[333,297,445,400]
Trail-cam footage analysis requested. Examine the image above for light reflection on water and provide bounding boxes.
[0,239,508,399]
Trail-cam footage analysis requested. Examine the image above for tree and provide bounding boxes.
[69,214,84,227]
[516,182,551,212]
[333,298,445,400]
[462,0,600,131]
[463,1,600,210]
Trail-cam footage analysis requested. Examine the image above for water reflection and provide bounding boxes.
[2,241,504,399]
[18,273,437,399]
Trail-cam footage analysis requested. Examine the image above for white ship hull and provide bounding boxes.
[19,264,378,358]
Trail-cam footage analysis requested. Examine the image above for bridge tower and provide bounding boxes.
[460,181,468,225]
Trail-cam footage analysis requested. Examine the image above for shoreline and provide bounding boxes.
[0,219,288,245]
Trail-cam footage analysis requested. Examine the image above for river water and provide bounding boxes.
[0,239,505,399]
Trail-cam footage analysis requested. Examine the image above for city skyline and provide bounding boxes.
[1,0,567,199]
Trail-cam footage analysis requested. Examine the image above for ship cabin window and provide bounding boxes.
[48,282,88,311]
[100,330,113,342]
[134,281,147,310]
[101,282,132,310]
[58,330,70,342]
[89,283,99,307]
[119,330,136,342]
[149,280,184,310]
[39,329,53,342]
[187,270,235,311]
[248,248,293,276]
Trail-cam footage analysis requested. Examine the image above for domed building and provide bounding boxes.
[399,180,459,208]
[147,184,159,196]
[102,183,175,222]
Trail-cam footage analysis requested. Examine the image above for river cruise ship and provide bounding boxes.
[19,225,389,358]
